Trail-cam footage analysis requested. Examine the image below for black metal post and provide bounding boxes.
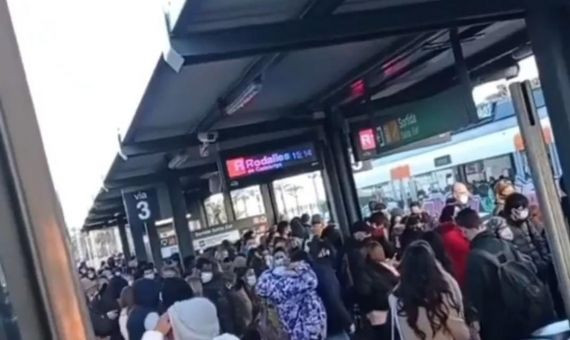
[318,125,352,236]
[526,2,570,195]
[223,190,236,222]
[260,183,277,225]
[167,176,194,259]
[325,110,362,225]
[117,218,131,259]
[450,28,479,124]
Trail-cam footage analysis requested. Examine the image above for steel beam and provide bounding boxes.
[171,1,524,65]
[192,0,347,134]
[121,118,318,158]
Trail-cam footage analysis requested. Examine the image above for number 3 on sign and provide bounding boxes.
[136,200,151,220]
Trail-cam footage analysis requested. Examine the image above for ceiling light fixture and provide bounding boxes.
[224,78,262,115]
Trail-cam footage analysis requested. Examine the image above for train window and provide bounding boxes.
[272,171,329,221]
[230,185,265,220]
[204,193,228,226]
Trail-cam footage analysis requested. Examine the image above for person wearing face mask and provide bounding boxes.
[196,258,235,335]
[457,208,555,340]
[503,193,550,277]
[452,182,472,210]
[256,249,326,340]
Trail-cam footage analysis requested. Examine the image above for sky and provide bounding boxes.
[7,0,166,229]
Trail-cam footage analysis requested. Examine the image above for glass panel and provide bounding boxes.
[204,193,228,226]
[230,185,265,220]
[272,171,329,221]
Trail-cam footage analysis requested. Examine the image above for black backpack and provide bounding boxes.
[473,241,555,336]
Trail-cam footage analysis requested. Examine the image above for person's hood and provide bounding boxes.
[133,278,160,309]
[161,278,193,310]
[109,275,129,299]
[169,297,220,340]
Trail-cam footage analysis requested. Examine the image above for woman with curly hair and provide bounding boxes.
[389,241,470,340]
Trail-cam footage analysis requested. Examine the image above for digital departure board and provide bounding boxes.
[223,142,320,188]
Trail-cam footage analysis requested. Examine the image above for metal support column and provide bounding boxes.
[260,183,277,225]
[166,176,194,259]
[511,81,570,318]
[526,2,570,195]
[223,190,236,222]
[117,218,131,259]
[319,125,352,236]
[450,28,479,124]
[325,110,362,225]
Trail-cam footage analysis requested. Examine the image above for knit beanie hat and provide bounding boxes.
[169,297,220,340]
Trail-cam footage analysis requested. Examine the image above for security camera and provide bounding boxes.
[197,131,218,144]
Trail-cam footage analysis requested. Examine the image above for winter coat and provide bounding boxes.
[508,219,550,276]
[128,279,161,340]
[202,276,235,334]
[256,262,327,340]
[355,259,399,314]
[227,283,254,336]
[438,222,470,287]
[312,260,352,336]
[466,230,529,340]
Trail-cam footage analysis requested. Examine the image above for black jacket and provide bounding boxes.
[466,230,528,340]
[312,260,353,336]
[203,276,235,334]
[355,260,399,314]
[508,219,550,276]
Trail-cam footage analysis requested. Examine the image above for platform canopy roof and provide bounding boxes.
[83,0,538,230]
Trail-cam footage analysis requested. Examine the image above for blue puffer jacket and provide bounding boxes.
[256,262,327,340]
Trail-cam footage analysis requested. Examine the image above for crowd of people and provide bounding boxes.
[79,179,567,340]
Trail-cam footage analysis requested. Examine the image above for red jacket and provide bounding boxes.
[438,222,470,287]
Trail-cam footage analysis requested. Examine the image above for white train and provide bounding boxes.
[353,89,561,214]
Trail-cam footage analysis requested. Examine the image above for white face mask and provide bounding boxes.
[144,273,155,280]
[511,208,529,221]
[458,194,469,205]
[246,275,257,287]
[201,272,214,283]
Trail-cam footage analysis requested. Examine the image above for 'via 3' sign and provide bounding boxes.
[122,188,161,230]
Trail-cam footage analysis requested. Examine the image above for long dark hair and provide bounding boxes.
[394,241,460,340]
[421,231,455,277]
